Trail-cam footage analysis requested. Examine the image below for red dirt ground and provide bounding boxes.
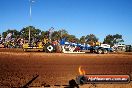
[0,48,132,88]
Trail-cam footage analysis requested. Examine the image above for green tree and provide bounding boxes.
[51,31,61,40]
[103,34,114,46]
[67,35,78,42]
[85,34,98,43]
[79,36,86,43]
[40,31,49,39]
[0,33,2,39]
[20,26,41,40]
[103,34,124,46]
[50,29,69,40]
[58,29,68,38]
[2,29,20,38]
[113,34,124,44]
[2,32,8,38]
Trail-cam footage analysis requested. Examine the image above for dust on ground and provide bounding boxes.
[0,48,132,88]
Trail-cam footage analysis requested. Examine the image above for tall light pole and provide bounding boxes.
[29,0,35,43]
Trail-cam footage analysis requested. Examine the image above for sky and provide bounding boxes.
[0,0,132,44]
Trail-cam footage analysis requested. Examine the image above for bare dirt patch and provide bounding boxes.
[0,49,132,88]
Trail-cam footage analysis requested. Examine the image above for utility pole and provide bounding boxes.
[29,0,35,44]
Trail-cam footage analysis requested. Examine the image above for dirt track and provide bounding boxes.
[0,49,132,88]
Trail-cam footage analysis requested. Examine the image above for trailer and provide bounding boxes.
[60,41,111,54]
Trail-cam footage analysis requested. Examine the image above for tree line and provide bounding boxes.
[0,26,124,46]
